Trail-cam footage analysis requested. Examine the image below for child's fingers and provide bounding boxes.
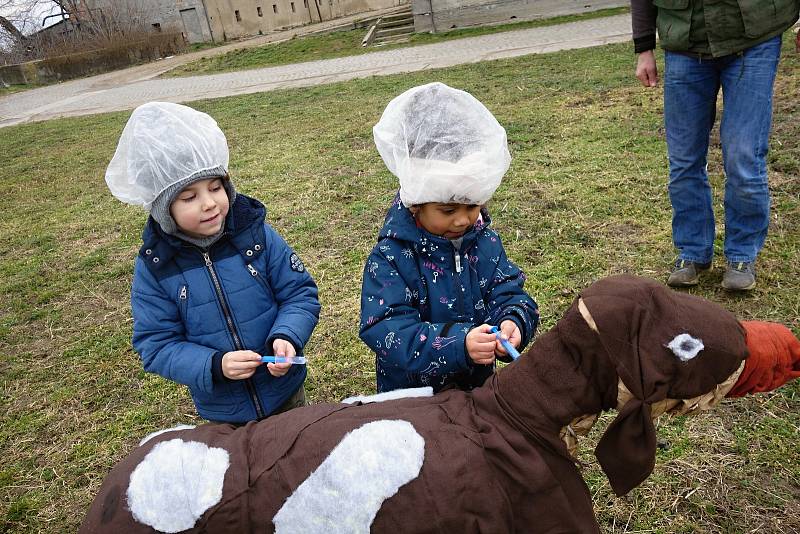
[229,350,262,362]
[474,332,498,343]
[267,362,291,377]
[272,340,297,358]
[500,321,516,338]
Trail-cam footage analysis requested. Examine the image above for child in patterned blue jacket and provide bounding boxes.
[106,102,320,424]
[361,82,539,393]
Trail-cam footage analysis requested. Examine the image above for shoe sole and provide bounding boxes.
[722,280,756,291]
[667,278,699,287]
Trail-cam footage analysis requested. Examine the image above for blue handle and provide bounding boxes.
[490,326,520,360]
[261,355,307,365]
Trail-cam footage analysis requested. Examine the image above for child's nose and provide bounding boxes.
[200,193,217,210]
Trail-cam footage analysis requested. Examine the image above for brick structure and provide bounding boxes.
[412,0,626,33]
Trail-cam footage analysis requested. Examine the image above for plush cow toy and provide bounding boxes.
[80,275,800,533]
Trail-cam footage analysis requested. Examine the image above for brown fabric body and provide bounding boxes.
[81,275,753,533]
[81,390,597,533]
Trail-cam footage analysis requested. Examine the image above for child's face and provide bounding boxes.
[170,177,229,238]
[412,203,481,239]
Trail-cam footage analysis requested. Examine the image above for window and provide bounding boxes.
[151,22,161,31]
[257,6,263,16]
[273,4,278,13]
[234,10,241,21]
[303,0,308,6]
[290,2,295,12]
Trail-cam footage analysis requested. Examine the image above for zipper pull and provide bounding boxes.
[179,285,187,300]
[247,264,258,276]
[202,252,212,267]
[454,253,462,273]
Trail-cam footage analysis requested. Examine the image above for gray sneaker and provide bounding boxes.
[667,259,711,287]
[722,261,756,291]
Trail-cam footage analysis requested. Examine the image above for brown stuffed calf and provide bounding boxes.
[80,275,800,533]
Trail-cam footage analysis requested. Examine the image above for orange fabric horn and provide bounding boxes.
[727,321,800,397]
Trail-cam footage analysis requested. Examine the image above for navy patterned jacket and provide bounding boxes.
[360,195,539,393]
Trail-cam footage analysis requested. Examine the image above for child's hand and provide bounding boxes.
[267,339,296,377]
[466,324,496,366]
[222,350,262,380]
[495,320,521,358]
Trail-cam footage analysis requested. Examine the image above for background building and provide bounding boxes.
[412,0,626,33]
[80,0,407,43]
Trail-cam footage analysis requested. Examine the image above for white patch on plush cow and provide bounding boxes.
[139,425,197,446]
[341,387,434,404]
[667,333,705,362]
[273,419,425,533]
[127,439,229,533]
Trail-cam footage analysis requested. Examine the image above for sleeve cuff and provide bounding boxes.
[211,351,227,383]
[634,34,656,54]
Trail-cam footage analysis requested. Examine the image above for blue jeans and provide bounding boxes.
[664,36,781,264]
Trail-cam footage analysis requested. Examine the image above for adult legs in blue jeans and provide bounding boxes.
[664,36,781,286]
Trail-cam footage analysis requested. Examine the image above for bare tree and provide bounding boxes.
[0,1,50,61]
[2,0,179,67]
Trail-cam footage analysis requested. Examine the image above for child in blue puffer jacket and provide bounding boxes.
[361,82,539,393]
[106,102,320,424]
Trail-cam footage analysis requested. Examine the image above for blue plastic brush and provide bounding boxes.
[261,355,307,365]
[489,326,520,360]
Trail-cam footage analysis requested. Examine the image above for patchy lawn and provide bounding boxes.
[0,34,798,533]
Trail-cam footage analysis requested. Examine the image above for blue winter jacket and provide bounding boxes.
[360,196,539,393]
[131,194,320,423]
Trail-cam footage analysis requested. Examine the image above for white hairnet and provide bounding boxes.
[373,82,510,207]
[105,102,229,209]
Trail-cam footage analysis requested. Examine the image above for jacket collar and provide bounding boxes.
[139,193,267,269]
[377,193,492,256]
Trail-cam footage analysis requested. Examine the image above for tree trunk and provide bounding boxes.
[0,15,28,44]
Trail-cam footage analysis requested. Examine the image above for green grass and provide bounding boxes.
[163,6,630,77]
[0,84,37,97]
[1,34,799,533]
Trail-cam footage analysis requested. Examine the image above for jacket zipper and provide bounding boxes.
[178,285,188,317]
[247,264,273,295]
[202,251,266,420]
[454,246,465,317]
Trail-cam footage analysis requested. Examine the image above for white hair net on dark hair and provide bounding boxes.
[105,102,229,209]
[373,82,511,207]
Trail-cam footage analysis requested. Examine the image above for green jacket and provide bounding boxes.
[631,0,800,57]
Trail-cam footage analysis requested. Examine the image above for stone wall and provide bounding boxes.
[0,32,186,85]
[412,0,626,32]
[204,0,406,41]
[84,0,214,43]
[82,0,406,43]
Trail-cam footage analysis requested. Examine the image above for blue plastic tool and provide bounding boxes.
[489,326,520,360]
[261,355,307,365]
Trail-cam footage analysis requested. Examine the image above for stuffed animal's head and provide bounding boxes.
[576,275,748,496]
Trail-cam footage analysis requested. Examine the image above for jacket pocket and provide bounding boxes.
[653,0,689,8]
[177,284,188,321]
[737,0,794,38]
[653,0,692,47]
[190,381,238,417]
